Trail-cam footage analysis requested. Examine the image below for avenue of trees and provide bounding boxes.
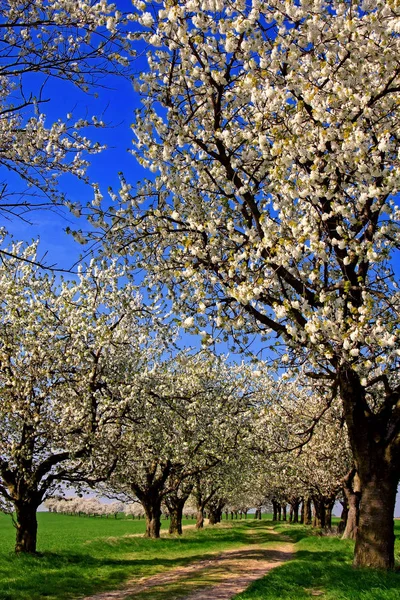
[0,0,399,573]
[92,0,400,570]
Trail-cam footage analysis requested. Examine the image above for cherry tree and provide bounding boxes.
[291,409,352,529]
[252,373,354,527]
[0,239,161,553]
[107,351,255,538]
[164,476,195,535]
[94,0,400,569]
[44,496,110,517]
[124,502,146,519]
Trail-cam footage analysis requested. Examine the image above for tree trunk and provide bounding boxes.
[208,505,223,524]
[353,476,397,569]
[168,505,183,535]
[324,498,335,529]
[143,498,162,538]
[343,494,359,540]
[342,469,361,540]
[292,499,300,523]
[305,498,312,525]
[196,507,204,529]
[312,497,325,528]
[282,504,287,521]
[15,501,39,553]
[209,512,217,524]
[339,366,400,569]
[165,492,189,536]
[338,500,348,535]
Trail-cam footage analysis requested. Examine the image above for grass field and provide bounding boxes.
[0,512,274,600]
[0,513,399,600]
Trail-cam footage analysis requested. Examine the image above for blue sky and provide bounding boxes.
[5,66,143,269]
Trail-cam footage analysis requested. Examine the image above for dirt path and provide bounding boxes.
[82,529,294,600]
[179,544,294,600]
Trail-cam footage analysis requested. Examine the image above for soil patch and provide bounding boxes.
[82,537,294,600]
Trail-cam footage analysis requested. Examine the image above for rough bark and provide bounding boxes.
[208,497,224,524]
[288,497,300,523]
[131,461,172,539]
[143,498,162,538]
[338,500,348,535]
[194,475,217,530]
[168,504,183,535]
[342,469,361,540]
[196,507,204,529]
[324,497,335,529]
[165,481,193,536]
[312,497,326,529]
[291,498,300,523]
[14,500,39,553]
[339,366,400,569]
[208,511,219,525]
[304,498,312,525]
[353,476,397,569]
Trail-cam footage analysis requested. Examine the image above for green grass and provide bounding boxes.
[1,513,400,600]
[233,522,400,600]
[0,512,272,600]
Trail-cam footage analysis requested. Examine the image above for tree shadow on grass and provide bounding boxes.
[234,547,400,600]
[0,523,286,600]
[0,552,213,600]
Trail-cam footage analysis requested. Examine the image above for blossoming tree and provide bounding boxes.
[0,240,160,553]
[106,351,255,538]
[95,0,400,569]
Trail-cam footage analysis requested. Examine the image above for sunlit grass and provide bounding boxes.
[0,512,270,600]
[233,522,400,600]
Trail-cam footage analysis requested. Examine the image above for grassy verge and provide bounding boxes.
[0,513,272,600]
[233,522,400,600]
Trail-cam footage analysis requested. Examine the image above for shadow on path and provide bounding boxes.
[83,534,294,600]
